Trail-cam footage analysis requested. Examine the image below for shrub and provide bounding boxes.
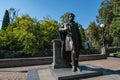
[80,48,100,55]
[0,50,32,58]
[0,49,53,59]
[114,51,120,58]
[106,47,120,54]
[0,53,4,59]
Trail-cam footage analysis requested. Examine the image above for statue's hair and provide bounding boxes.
[68,13,75,18]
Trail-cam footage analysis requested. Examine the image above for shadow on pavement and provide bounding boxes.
[79,65,120,75]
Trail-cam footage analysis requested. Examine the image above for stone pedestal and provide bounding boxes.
[27,65,103,80]
[27,39,103,80]
[52,39,68,69]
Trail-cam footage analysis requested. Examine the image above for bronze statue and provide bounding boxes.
[59,13,82,72]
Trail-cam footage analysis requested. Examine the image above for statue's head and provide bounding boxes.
[68,13,75,22]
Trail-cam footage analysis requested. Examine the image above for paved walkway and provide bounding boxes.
[80,57,120,80]
[0,57,119,80]
[0,65,50,80]
[80,57,120,70]
[81,74,120,80]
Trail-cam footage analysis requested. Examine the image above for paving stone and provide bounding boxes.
[81,74,120,80]
[0,58,120,80]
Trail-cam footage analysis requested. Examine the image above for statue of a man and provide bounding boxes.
[59,13,82,72]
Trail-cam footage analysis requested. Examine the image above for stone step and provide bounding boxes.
[27,65,103,80]
[49,67,102,80]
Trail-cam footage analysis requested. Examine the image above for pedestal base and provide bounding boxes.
[49,67,102,80]
[27,65,103,80]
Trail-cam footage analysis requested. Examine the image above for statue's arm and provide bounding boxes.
[59,23,68,32]
[59,24,67,40]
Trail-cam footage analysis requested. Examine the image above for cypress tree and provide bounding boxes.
[2,10,10,30]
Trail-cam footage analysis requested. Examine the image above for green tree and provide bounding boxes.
[78,24,86,42]
[13,15,42,54]
[40,17,60,49]
[109,0,120,46]
[86,22,100,48]
[2,10,10,30]
[0,15,60,56]
[60,12,70,24]
[96,0,113,25]
[96,0,114,46]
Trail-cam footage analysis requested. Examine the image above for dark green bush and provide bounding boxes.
[0,50,32,58]
[106,47,120,54]
[0,49,53,59]
[5,51,32,58]
[114,51,120,58]
[0,53,4,59]
[80,48,100,55]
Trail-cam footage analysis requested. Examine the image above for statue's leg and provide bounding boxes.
[71,50,78,72]
[61,41,64,59]
[71,50,75,66]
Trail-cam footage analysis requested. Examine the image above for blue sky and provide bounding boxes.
[0,0,103,29]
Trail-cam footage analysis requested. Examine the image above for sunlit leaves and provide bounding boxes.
[0,15,60,55]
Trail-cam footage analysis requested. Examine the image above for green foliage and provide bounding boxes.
[0,50,32,58]
[40,16,60,49]
[109,0,120,46]
[2,10,10,30]
[60,12,70,24]
[86,22,101,48]
[80,48,100,55]
[96,0,113,25]
[79,24,86,42]
[86,22,98,40]
[95,0,114,47]
[106,47,120,53]
[0,15,60,57]
[113,51,120,58]
[112,0,120,15]
[87,0,120,48]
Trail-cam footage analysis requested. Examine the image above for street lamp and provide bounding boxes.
[100,24,106,55]
[100,24,105,47]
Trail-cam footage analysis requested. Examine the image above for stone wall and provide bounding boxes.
[0,54,106,68]
[0,57,52,68]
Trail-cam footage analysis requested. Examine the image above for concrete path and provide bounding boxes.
[80,57,120,70]
[81,74,120,80]
[80,57,120,80]
[0,65,50,80]
[0,57,119,80]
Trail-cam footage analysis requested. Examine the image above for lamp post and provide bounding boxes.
[100,24,105,47]
[100,24,106,55]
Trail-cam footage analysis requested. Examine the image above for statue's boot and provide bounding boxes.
[72,66,78,72]
[72,66,81,72]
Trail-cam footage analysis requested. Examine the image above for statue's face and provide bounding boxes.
[68,14,74,22]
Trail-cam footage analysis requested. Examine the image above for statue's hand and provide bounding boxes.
[59,27,68,31]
